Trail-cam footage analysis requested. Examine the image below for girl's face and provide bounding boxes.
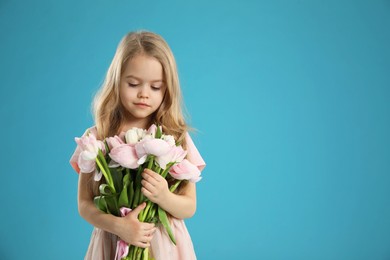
[120,54,166,125]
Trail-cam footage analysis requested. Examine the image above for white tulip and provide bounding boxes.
[162,134,176,147]
[125,127,147,145]
[125,128,139,145]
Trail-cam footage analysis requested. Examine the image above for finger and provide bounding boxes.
[131,202,146,217]
[142,179,156,191]
[142,222,155,230]
[146,172,165,184]
[141,187,153,199]
[135,241,150,248]
[141,233,154,242]
[142,175,161,188]
[143,168,156,175]
[145,227,157,236]
[143,169,161,182]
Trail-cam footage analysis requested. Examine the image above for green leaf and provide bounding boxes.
[118,172,130,207]
[158,206,176,245]
[156,125,162,138]
[105,195,120,216]
[98,150,110,174]
[132,166,144,208]
[96,150,115,192]
[103,139,110,153]
[132,185,141,209]
[128,180,134,208]
[94,196,108,213]
[123,171,130,185]
[126,168,132,182]
[99,184,114,195]
[110,167,123,193]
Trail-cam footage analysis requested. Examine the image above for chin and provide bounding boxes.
[130,112,153,119]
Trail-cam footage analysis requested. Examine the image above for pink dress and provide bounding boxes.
[70,127,206,260]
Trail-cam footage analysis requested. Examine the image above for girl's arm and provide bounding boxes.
[78,172,156,248]
[141,169,196,219]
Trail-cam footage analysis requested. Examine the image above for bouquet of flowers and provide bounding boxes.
[75,124,201,260]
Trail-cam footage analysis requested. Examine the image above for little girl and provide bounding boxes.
[70,31,206,260]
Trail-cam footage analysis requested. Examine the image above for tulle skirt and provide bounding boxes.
[84,218,197,260]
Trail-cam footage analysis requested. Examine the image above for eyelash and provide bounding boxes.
[128,83,161,91]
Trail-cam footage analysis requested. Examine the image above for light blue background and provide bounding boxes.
[1,0,389,259]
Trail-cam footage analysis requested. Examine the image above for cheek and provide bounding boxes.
[155,91,166,106]
[119,88,126,105]
[120,87,135,102]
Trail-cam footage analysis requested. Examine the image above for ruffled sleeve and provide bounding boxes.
[185,132,206,171]
[69,126,97,174]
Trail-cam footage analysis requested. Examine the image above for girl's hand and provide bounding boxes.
[117,202,156,248]
[141,168,169,205]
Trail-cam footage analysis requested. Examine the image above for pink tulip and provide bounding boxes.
[169,159,202,183]
[135,138,171,165]
[109,144,139,169]
[147,124,158,137]
[75,134,104,173]
[115,240,129,260]
[106,135,125,149]
[156,145,187,170]
[114,207,132,260]
[105,135,139,169]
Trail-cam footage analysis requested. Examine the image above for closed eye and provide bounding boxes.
[128,83,138,87]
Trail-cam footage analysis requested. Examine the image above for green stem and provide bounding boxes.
[142,248,149,260]
[147,156,154,169]
[126,168,131,181]
[98,150,112,181]
[129,246,135,259]
[146,204,157,223]
[140,201,152,222]
[136,247,144,260]
[170,180,182,193]
[160,162,174,178]
[95,157,115,192]
[133,166,144,208]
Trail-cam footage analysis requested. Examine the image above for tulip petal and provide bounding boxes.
[147,124,157,136]
[108,160,120,168]
[143,139,171,156]
[169,159,202,183]
[78,155,96,173]
[115,240,129,260]
[137,155,147,165]
[94,170,103,181]
[109,144,139,169]
[81,150,97,161]
[114,207,132,259]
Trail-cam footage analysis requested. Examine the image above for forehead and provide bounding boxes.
[123,54,164,82]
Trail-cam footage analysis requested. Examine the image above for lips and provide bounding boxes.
[134,102,150,107]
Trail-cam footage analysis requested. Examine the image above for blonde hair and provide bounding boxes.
[92,31,188,146]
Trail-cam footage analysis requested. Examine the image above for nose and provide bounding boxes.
[137,84,149,99]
